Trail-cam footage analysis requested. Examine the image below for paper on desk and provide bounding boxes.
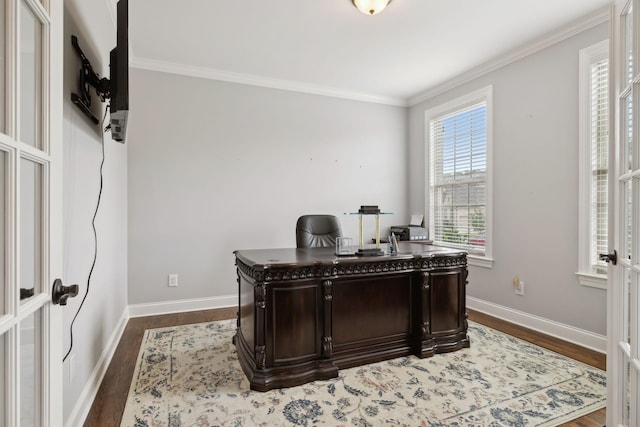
[410,214,423,226]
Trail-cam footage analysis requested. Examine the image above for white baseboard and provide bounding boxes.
[467,296,606,354]
[65,306,130,427]
[128,295,237,318]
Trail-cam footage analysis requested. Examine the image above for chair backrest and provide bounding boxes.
[296,215,343,248]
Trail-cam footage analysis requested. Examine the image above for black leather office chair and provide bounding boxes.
[296,215,343,248]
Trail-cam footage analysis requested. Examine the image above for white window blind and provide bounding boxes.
[429,102,487,255]
[578,40,609,287]
[590,57,609,275]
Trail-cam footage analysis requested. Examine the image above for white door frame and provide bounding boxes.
[608,1,640,426]
[0,0,63,425]
[48,0,64,423]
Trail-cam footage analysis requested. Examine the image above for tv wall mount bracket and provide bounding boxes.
[71,35,111,125]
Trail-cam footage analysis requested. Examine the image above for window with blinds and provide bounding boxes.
[429,102,488,255]
[578,40,609,287]
[590,57,608,275]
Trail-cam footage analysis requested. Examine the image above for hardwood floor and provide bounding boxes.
[84,307,605,426]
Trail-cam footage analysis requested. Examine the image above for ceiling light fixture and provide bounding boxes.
[352,0,392,16]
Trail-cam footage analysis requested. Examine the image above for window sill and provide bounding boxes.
[575,272,607,290]
[468,254,494,269]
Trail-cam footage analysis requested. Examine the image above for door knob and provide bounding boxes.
[51,279,79,306]
[599,250,617,265]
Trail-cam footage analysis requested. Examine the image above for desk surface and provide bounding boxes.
[234,243,464,268]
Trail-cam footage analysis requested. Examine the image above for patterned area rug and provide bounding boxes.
[121,319,606,426]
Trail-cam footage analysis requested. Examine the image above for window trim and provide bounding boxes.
[424,85,494,268]
[577,40,608,290]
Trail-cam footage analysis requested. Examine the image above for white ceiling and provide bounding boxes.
[128,0,611,105]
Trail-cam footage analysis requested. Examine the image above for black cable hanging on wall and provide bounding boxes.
[63,106,108,363]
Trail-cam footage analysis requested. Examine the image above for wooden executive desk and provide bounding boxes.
[233,243,469,391]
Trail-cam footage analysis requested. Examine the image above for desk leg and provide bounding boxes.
[322,280,333,358]
[254,284,266,369]
[420,272,430,339]
[418,272,436,357]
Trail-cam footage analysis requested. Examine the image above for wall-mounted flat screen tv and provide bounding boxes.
[109,0,128,142]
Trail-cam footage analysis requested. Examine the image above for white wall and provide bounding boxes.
[127,69,408,304]
[63,1,128,423]
[408,23,609,335]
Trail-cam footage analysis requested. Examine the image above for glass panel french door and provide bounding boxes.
[0,0,63,425]
[610,1,640,426]
[19,0,41,149]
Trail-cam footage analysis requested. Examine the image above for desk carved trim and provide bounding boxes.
[235,254,467,284]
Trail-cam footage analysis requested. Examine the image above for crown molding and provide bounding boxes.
[128,6,607,109]
[408,7,610,106]
[130,56,409,107]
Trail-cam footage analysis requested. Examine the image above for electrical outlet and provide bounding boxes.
[513,276,524,296]
[69,353,75,383]
[515,281,524,296]
[168,274,178,287]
